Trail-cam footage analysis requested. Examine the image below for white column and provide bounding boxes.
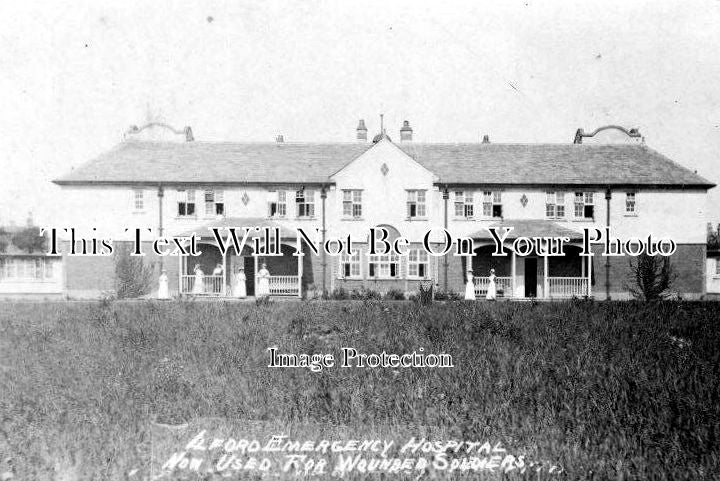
[297,242,303,298]
[511,249,517,298]
[543,255,549,299]
[587,254,592,297]
[221,250,227,297]
[254,255,259,296]
[178,253,182,295]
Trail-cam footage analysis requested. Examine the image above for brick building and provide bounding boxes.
[48,121,714,300]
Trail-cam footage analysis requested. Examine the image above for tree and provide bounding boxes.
[114,244,154,299]
[708,223,720,250]
[628,253,675,301]
[11,227,46,253]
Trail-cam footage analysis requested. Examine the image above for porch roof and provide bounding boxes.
[470,219,585,240]
[177,217,299,240]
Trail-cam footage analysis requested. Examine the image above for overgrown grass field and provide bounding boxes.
[1,300,719,479]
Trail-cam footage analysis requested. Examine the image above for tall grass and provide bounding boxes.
[0,300,718,479]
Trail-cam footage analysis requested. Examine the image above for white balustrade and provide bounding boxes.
[473,276,514,298]
[547,277,589,298]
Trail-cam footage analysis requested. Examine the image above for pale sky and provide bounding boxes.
[1,0,719,225]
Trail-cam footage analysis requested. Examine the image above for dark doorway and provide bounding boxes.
[525,258,537,297]
[244,256,255,296]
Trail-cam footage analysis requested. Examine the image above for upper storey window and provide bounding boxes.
[574,192,595,219]
[342,190,363,219]
[296,189,315,218]
[625,192,637,214]
[545,192,565,219]
[454,191,474,219]
[482,191,502,218]
[204,189,224,216]
[177,189,196,217]
[268,191,287,218]
[133,189,144,212]
[406,190,427,218]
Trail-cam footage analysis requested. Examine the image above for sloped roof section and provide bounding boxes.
[55,141,372,185]
[399,143,713,187]
[54,140,714,188]
[470,219,584,240]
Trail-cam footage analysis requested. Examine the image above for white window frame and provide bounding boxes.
[368,252,401,279]
[133,189,144,212]
[545,192,565,219]
[0,257,55,281]
[574,192,595,219]
[296,189,315,218]
[406,190,427,219]
[482,191,503,218]
[625,192,637,215]
[454,191,474,219]
[342,190,363,219]
[338,250,362,278]
[177,189,196,217]
[204,189,225,217]
[407,249,430,279]
[268,191,287,218]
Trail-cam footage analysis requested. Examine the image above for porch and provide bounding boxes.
[469,220,594,300]
[176,218,305,298]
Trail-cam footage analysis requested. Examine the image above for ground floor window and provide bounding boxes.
[339,251,361,278]
[0,257,56,280]
[407,249,429,278]
[368,253,401,278]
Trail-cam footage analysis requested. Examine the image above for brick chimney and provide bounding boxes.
[400,120,413,142]
[356,119,368,142]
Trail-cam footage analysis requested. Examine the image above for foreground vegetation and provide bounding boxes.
[0,300,719,479]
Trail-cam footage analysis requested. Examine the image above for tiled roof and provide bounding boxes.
[399,143,713,187]
[470,219,585,240]
[56,141,372,185]
[54,139,714,188]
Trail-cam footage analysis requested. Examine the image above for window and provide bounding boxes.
[545,192,565,218]
[339,250,361,278]
[296,190,315,218]
[574,192,594,219]
[482,191,503,218]
[407,190,426,218]
[626,192,636,214]
[177,190,196,217]
[133,189,144,211]
[0,257,55,280]
[407,249,429,278]
[204,190,225,216]
[342,190,363,218]
[268,191,287,218]
[715,259,720,277]
[454,191,474,219]
[368,252,400,278]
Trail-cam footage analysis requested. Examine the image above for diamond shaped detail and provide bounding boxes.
[520,194,528,208]
[241,192,250,206]
[380,163,389,176]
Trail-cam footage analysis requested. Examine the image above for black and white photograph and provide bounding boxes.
[1,1,719,479]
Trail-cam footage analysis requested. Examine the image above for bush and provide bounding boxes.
[114,244,154,299]
[434,290,461,301]
[11,227,46,253]
[413,282,434,305]
[325,287,350,300]
[627,253,675,301]
[350,287,382,300]
[383,289,406,300]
